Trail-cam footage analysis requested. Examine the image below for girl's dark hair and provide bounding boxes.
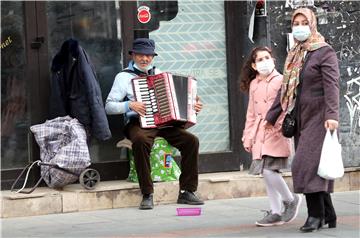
[240,46,273,92]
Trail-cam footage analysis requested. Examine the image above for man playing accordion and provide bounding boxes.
[105,38,204,210]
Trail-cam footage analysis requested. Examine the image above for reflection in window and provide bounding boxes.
[150,1,229,153]
[47,1,124,162]
[47,1,123,81]
[1,2,29,169]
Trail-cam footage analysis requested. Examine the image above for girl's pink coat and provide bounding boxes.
[242,70,291,160]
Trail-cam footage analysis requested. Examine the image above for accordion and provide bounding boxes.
[132,72,197,129]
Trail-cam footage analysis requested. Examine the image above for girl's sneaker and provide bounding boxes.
[282,193,302,223]
[255,210,285,227]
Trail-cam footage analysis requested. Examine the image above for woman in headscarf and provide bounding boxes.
[265,8,340,232]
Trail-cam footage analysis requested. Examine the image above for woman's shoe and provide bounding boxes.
[324,219,337,228]
[300,217,323,232]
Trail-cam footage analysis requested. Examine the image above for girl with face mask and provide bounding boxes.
[265,8,340,233]
[240,47,302,227]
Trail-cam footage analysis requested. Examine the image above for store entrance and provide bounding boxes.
[1,1,249,190]
[1,1,135,189]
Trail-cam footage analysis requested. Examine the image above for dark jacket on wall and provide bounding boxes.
[266,45,340,194]
[49,39,111,141]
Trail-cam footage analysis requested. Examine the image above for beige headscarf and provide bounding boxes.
[281,8,329,111]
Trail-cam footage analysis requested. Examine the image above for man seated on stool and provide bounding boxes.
[105,38,204,209]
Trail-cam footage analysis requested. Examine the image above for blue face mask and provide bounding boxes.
[292,25,311,42]
[256,59,275,76]
[134,63,153,72]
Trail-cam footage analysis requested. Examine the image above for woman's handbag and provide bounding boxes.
[282,81,301,138]
[282,110,296,138]
[317,129,344,180]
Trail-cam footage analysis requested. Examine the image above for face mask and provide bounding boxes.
[256,59,275,76]
[134,63,153,72]
[292,25,311,42]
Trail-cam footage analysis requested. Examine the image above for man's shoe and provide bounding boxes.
[139,194,154,210]
[282,193,302,223]
[255,210,285,227]
[300,216,323,232]
[177,190,204,205]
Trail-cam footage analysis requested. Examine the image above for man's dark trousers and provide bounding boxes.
[125,120,199,195]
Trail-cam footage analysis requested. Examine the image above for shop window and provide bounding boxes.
[149,1,229,153]
[1,2,29,169]
[47,1,125,163]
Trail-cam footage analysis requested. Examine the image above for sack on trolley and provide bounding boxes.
[11,116,99,193]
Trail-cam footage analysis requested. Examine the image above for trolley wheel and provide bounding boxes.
[79,169,100,190]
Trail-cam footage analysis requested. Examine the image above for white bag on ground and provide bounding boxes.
[317,129,344,180]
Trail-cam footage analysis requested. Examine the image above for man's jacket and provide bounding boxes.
[49,39,111,141]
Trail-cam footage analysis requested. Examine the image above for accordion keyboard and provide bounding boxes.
[133,78,158,127]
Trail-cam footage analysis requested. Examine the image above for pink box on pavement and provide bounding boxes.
[176,207,202,216]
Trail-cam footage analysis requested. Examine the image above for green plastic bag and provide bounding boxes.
[127,137,181,182]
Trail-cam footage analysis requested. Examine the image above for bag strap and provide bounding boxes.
[122,69,142,76]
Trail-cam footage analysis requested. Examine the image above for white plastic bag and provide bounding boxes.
[317,129,344,180]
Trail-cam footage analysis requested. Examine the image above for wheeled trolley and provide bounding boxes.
[11,161,100,194]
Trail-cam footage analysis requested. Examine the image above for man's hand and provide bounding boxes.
[194,95,203,114]
[129,101,146,117]
[324,119,338,131]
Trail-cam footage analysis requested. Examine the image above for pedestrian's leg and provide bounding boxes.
[305,192,324,218]
[263,169,283,215]
[300,192,324,232]
[262,168,302,223]
[126,121,157,195]
[255,169,284,226]
[324,192,337,228]
[262,169,293,202]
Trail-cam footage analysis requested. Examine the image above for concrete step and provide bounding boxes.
[1,168,359,218]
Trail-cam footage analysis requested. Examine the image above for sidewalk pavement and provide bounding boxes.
[1,190,359,238]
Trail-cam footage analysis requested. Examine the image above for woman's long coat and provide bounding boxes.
[266,45,340,193]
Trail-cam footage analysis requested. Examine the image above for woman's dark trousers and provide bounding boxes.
[305,192,336,223]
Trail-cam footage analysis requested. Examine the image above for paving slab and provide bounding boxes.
[1,191,359,238]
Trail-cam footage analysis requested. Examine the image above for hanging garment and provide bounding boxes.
[49,38,111,141]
